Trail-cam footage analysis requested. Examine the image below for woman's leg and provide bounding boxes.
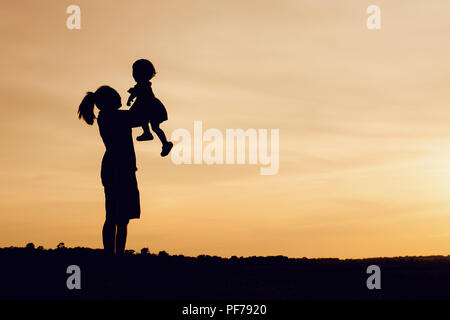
[116,219,129,255]
[102,219,116,255]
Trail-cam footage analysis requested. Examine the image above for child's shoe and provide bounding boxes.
[136,132,154,141]
[161,142,173,157]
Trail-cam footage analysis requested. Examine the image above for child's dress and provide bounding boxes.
[128,81,168,125]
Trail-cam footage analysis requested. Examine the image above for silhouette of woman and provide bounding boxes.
[78,86,142,255]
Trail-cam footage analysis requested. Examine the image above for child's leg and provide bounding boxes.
[136,122,154,141]
[151,122,173,157]
[150,122,168,145]
[141,123,151,135]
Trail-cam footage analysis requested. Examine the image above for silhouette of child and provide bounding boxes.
[127,59,173,157]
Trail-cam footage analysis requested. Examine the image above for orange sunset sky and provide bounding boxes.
[1,0,450,258]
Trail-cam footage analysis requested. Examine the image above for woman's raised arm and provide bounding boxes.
[120,109,145,128]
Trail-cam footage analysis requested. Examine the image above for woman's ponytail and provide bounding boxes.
[78,91,96,125]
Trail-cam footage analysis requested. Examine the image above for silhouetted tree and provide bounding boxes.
[25,243,35,250]
[57,242,65,250]
[140,248,149,255]
[158,250,169,257]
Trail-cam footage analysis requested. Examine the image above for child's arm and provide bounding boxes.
[126,87,137,106]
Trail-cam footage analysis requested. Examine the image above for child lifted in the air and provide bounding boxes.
[127,59,173,157]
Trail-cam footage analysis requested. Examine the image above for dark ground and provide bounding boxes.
[1,246,450,300]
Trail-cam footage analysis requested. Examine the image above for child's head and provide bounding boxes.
[78,85,122,125]
[132,59,156,82]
